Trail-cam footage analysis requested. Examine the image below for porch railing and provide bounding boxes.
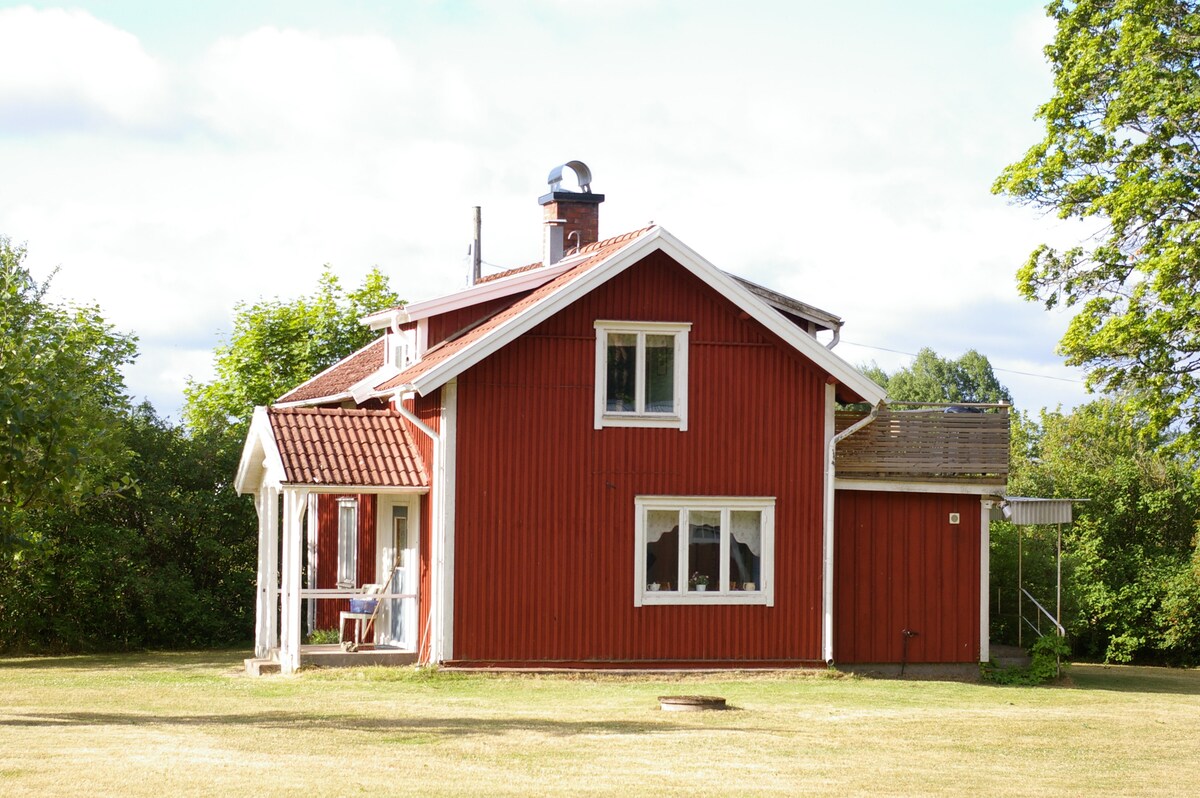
[835,403,1010,483]
[299,588,418,648]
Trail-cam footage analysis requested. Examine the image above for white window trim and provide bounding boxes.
[633,496,775,607]
[594,320,690,430]
[336,497,358,589]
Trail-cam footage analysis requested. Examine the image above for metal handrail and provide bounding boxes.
[1020,587,1065,637]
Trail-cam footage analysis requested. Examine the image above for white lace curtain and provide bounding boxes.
[730,511,762,557]
[645,510,679,544]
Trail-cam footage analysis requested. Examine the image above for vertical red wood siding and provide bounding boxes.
[450,251,828,665]
[313,493,377,631]
[833,490,980,663]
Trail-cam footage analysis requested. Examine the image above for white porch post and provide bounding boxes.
[305,493,318,636]
[440,379,457,663]
[980,499,993,663]
[821,382,836,663]
[279,488,308,674]
[254,486,281,659]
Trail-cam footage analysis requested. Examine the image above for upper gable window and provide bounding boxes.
[594,321,690,430]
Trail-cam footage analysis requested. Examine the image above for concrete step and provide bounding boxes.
[990,643,1032,669]
[244,657,280,676]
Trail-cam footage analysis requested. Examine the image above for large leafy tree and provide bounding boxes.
[184,268,400,435]
[0,405,258,651]
[862,347,1014,405]
[993,0,1200,452]
[0,236,137,554]
[998,399,1200,664]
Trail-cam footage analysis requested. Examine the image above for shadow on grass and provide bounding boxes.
[1068,663,1200,696]
[0,649,247,672]
[0,709,717,738]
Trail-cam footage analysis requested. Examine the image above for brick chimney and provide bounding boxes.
[540,160,604,265]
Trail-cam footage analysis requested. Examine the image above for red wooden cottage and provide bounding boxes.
[236,162,1009,674]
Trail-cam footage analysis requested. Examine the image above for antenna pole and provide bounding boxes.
[471,206,482,285]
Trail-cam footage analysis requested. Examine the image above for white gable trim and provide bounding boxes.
[363,263,578,330]
[405,226,887,404]
[235,406,288,495]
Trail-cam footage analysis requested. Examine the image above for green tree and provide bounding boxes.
[184,268,400,435]
[993,0,1200,453]
[0,405,258,651]
[998,399,1200,664]
[0,236,137,554]
[864,347,1014,405]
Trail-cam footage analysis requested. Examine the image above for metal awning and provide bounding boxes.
[1001,497,1087,525]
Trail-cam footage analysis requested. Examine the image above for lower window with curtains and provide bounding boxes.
[634,496,775,606]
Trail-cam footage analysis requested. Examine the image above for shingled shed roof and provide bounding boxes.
[276,337,386,405]
[266,406,428,488]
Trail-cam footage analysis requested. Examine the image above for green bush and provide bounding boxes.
[983,635,1070,686]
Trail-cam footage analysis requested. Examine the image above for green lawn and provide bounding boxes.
[1,651,1197,797]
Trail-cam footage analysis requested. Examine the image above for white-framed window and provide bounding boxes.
[594,321,690,430]
[336,497,358,589]
[633,496,775,606]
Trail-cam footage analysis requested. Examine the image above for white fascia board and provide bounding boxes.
[235,407,288,495]
[280,483,429,495]
[349,363,401,405]
[400,262,576,323]
[409,230,662,396]
[362,307,409,331]
[272,393,353,409]
[650,229,888,407]
[834,478,1003,496]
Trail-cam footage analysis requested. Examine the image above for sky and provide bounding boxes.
[0,0,1095,420]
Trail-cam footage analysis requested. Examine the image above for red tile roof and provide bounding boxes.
[267,407,428,488]
[277,337,386,404]
[375,225,656,394]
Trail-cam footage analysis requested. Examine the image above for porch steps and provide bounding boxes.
[244,657,281,676]
[990,644,1032,669]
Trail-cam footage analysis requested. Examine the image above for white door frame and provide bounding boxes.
[375,494,420,650]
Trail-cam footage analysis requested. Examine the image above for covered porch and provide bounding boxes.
[235,405,431,674]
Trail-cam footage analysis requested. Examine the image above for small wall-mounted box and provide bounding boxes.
[949,513,961,525]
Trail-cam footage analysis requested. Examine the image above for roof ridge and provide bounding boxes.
[569,224,656,258]
[269,405,402,416]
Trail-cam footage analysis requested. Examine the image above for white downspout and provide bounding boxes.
[394,387,443,665]
[822,396,881,664]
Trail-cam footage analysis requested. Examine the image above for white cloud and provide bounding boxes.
[195,27,420,143]
[0,2,1088,419]
[0,6,170,130]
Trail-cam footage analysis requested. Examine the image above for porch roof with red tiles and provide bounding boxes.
[375,225,655,394]
[277,337,386,405]
[267,406,428,488]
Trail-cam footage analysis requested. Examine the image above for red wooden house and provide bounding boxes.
[236,162,1009,674]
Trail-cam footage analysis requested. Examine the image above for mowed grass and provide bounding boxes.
[1,652,1198,797]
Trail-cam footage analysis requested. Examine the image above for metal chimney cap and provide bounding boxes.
[547,160,592,194]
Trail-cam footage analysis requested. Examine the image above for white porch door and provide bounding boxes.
[377,497,418,650]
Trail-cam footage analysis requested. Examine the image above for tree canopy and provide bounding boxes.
[862,347,1014,405]
[184,268,400,435]
[993,0,1200,452]
[999,400,1200,663]
[0,236,137,554]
